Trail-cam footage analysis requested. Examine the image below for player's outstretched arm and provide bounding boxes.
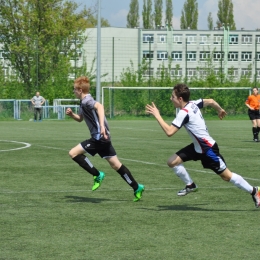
[203,99,227,120]
[66,108,83,122]
[145,102,178,137]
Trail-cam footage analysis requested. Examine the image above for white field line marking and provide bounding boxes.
[29,144,260,182]
[0,140,31,152]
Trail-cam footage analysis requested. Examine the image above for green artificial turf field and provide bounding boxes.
[1,119,259,259]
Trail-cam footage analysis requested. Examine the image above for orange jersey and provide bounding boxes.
[245,94,260,110]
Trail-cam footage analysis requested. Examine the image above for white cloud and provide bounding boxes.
[233,0,260,30]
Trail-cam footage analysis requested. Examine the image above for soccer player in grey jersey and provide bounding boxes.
[146,83,260,208]
[66,76,144,201]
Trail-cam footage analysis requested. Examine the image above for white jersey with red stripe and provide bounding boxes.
[172,99,216,153]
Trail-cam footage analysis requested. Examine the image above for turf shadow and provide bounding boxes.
[64,195,111,204]
[155,204,251,211]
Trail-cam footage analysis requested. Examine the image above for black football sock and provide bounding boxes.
[186,182,196,188]
[117,164,138,191]
[253,127,258,139]
[72,154,100,176]
[251,187,256,196]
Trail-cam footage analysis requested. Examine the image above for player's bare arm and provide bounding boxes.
[203,99,227,120]
[66,107,83,122]
[146,102,178,137]
[94,102,108,139]
[245,103,254,110]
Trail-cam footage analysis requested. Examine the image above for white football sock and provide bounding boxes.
[172,164,193,185]
[229,173,253,193]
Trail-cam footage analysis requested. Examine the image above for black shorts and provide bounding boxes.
[176,143,227,174]
[248,109,260,120]
[80,138,116,158]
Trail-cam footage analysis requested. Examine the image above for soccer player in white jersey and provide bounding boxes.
[146,83,260,208]
[66,76,144,202]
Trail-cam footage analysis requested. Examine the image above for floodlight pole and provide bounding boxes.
[96,0,101,102]
[255,37,257,87]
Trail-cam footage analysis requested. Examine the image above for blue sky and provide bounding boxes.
[76,0,260,30]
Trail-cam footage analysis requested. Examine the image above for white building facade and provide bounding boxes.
[83,27,260,83]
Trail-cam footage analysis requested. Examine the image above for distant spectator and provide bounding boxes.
[245,87,260,142]
[31,92,45,122]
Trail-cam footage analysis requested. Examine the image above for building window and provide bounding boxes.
[241,35,252,44]
[228,68,239,77]
[257,52,260,61]
[186,51,196,61]
[213,35,223,44]
[200,51,211,61]
[171,68,182,77]
[256,69,260,78]
[213,52,224,61]
[241,69,252,76]
[173,34,182,44]
[0,50,9,59]
[200,35,210,45]
[157,34,167,43]
[186,34,197,44]
[2,67,8,76]
[229,35,238,44]
[143,34,154,43]
[256,35,260,44]
[228,52,238,61]
[143,51,154,59]
[156,67,169,76]
[187,68,197,77]
[157,51,168,60]
[241,52,252,61]
[143,68,154,77]
[214,68,221,75]
[199,69,209,76]
[70,50,82,60]
[171,51,182,61]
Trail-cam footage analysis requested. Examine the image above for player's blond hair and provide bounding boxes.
[74,76,90,94]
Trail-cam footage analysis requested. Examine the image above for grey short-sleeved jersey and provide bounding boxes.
[79,94,111,141]
[32,96,44,108]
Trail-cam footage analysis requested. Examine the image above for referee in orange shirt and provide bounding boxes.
[245,87,260,142]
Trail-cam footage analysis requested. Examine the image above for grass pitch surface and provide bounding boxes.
[1,119,259,259]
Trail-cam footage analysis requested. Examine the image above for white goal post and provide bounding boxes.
[102,86,252,118]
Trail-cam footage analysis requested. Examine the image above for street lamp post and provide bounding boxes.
[96,0,101,102]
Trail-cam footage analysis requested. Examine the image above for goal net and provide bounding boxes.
[102,87,251,118]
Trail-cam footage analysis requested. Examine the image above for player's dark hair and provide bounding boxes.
[173,83,190,102]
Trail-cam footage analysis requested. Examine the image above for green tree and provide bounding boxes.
[142,0,153,29]
[85,7,110,28]
[0,0,91,96]
[165,0,173,28]
[207,12,214,30]
[216,0,236,30]
[154,0,163,28]
[127,0,139,28]
[180,0,198,29]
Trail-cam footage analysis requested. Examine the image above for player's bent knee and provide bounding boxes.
[167,159,178,168]
[69,149,77,158]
